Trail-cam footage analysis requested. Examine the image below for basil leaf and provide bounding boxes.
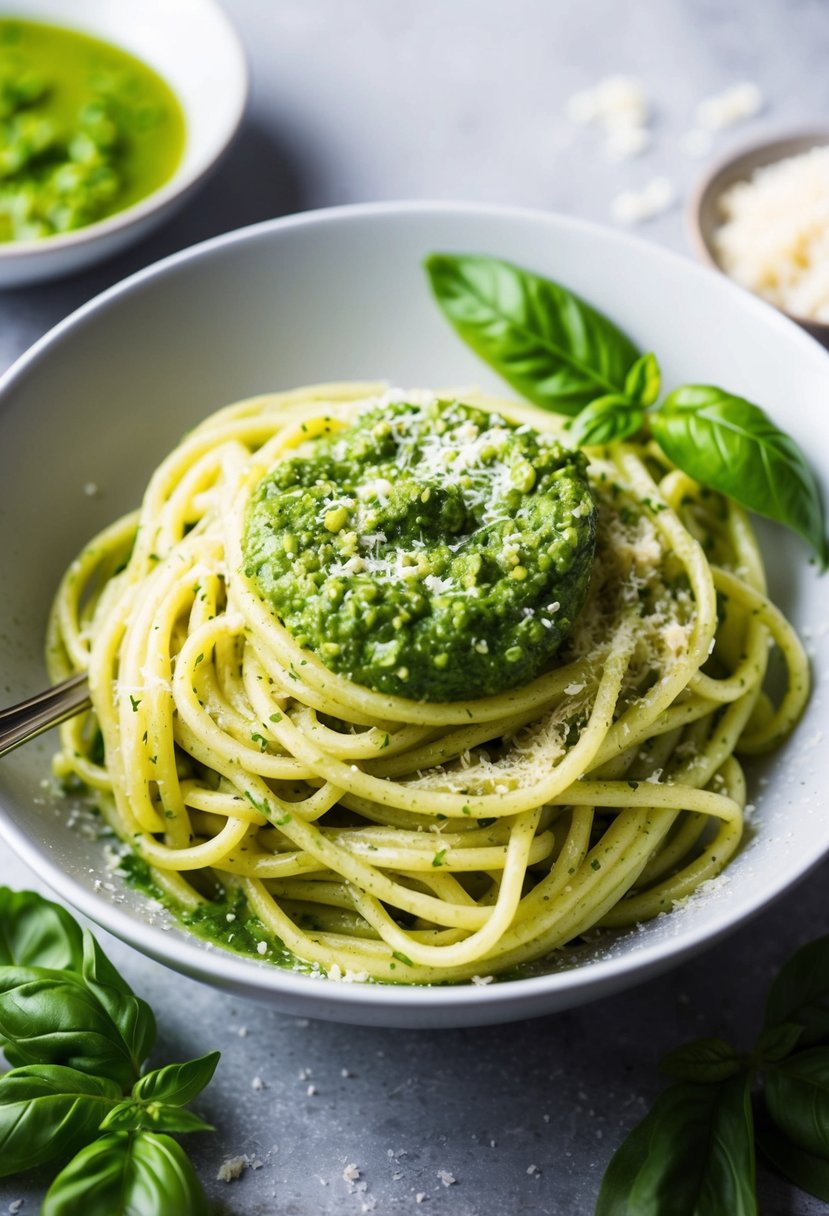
[596,1076,756,1216]
[755,1022,804,1064]
[425,253,641,416]
[81,932,156,1075]
[625,352,661,407]
[0,967,137,1089]
[569,395,644,449]
[0,1064,121,1177]
[651,385,828,568]
[132,1052,220,1107]
[756,1115,829,1202]
[42,1131,210,1216]
[765,1048,829,1159]
[0,887,84,971]
[660,1037,744,1084]
[765,935,829,1047]
[100,1099,214,1135]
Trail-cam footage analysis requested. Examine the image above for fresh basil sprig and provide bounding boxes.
[651,386,827,569]
[0,1065,122,1177]
[0,888,219,1211]
[0,887,84,970]
[425,253,642,416]
[425,253,828,567]
[41,1131,209,1216]
[567,395,644,449]
[597,1075,757,1216]
[596,936,829,1213]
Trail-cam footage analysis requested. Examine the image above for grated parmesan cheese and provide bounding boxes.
[568,75,651,162]
[217,1155,251,1182]
[611,176,676,225]
[713,146,829,322]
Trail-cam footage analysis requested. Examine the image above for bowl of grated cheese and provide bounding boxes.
[689,129,829,349]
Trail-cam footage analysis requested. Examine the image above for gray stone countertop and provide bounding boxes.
[2,1,829,1212]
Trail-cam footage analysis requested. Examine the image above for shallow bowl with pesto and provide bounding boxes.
[0,0,246,286]
[1,202,829,1028]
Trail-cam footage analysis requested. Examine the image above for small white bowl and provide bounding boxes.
[0,0,247,288]
[688,129,829,350]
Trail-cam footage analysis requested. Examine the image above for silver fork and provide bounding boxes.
[0,673,91,758]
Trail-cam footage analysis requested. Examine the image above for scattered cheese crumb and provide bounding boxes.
[611,176,676,224]
[251,1075,266,1091]
[696,81,763,131]
[217,1156,250,1182]
[256,940,268,956]
[567,75,648,129]
[437,1170,456,1187]
[415,1194,426,1205]
[237,1025,248,1038]
[9,1203,23,1215]
[471,974,494,986]
[567,75,650,161]
[343,1164,361,1182]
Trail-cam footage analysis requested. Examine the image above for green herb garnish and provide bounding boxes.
[425,252,828,567]
[595,935,829,1212]
[0,887,217,1213]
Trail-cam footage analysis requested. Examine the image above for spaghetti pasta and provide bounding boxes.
[46,383,809,984]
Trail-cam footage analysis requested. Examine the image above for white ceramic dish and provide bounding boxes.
[0,0,247,287]
[2,201,829,1028]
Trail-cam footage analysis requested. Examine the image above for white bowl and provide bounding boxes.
[0,0,247,287]
[2,202,829,1027]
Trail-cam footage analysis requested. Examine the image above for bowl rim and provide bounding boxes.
[687,125,829,335]
[2,198,829,1015]
[0,0,248,262]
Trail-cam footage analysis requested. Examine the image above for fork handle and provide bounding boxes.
[0,672,91,759]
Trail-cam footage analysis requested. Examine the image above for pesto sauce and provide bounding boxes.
[244,397,597,701]
[0,18,184,242]
[117,853,308,972]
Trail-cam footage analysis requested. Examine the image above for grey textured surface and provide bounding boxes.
[2,0,829,1211]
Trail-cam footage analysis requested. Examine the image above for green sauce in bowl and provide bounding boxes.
[0,18,185,242]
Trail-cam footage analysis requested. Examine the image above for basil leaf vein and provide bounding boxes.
[0,967,138,1089]
[659,1037,744,1084]
[0,1064,121,1177]
[756,1114,829,1202]
[132,1051,220,1107]
[100,1099,214,1135]
[569,395,644,448]
[764,934,829,1047]
[765,1047,829,1160]
[651,385,828,568]
[596,1075,757,1216]
[41,1131,210,1216]
[425,253,641,416]
[0,886,84,971]
[81,932,156,1077]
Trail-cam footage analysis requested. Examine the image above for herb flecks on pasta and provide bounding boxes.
[47,383,809,985]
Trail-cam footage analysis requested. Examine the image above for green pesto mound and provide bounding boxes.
[242,397,597,702]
